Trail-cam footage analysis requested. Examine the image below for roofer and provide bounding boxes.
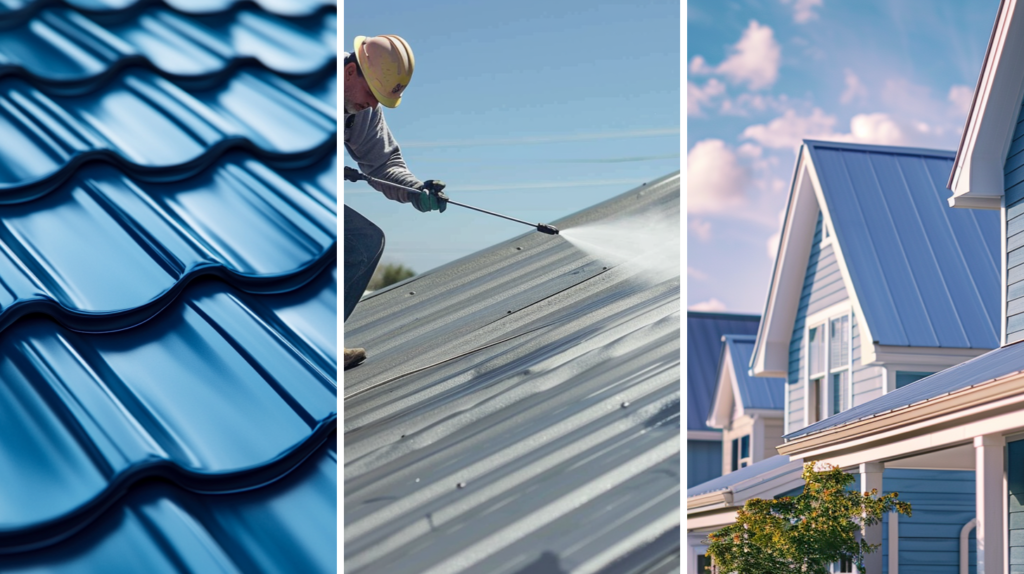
[343,34,447,370]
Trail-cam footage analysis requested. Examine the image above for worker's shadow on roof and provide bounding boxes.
[513,551,568,574]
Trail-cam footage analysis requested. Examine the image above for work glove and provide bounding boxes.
[344,166,363,182]
[411,180,448,213]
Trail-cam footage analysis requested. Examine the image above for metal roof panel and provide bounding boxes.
[724,334,784,411]
[687,312,760,431]
[344,175,681,574]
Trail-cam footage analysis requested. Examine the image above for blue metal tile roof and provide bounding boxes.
[0,433,337,572]
[687,311,760,431]
[786,340,1024,440]
[0,7,335,87]
[0,67,335,198]
[805,140,1000,349]
[723,334,784,411]
[0,0,336,568]
[344,176,680,574]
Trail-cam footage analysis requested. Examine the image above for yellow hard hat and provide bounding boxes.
[354,35,415,108]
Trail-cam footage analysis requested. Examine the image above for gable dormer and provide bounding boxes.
[753,140,1000,434]
[949,0,1024,345]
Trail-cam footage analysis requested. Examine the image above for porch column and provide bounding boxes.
[860,462,884,574]
[975,434,1005,574]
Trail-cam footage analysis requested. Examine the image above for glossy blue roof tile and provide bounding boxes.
[0,0,335,21]
[0,434,337,571]
[724,334,784,411]
[0,66,335,197]
[804,140,1000,349]
[0,264,336,551]
[0,152,335,334]
[0,8,335,86]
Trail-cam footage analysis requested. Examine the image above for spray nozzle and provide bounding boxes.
[536,223,560,235]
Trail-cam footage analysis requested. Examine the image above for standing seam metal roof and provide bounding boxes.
[804,140,1000,349]
[687,311,760,432]
[344,175,680,574]
[0,0,337,569]
[723,334,785,411]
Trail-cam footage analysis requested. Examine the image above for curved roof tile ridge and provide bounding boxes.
[0,434,337,571]
[0,66,336,197]
[0,264,337,553]
[0,0,336,26]
[0,8,336,89]
[0,151,335,334]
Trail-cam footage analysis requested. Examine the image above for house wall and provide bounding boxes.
[762,418,784,460]
[687,439,722,488]
[787,212,884,432]
[1008,439,1024,570]
[1005,101,1024,343]
[881,469,975,574]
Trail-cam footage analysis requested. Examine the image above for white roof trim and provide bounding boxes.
[949,0,1024,209]
[752,146,878,377]
[708,341,742,428]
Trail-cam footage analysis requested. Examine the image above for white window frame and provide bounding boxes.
[803,302,853,428]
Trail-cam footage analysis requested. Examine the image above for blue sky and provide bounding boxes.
[687,0,1000,313]
[343,0,680,275]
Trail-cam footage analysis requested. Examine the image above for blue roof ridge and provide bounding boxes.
[803,139,956,158]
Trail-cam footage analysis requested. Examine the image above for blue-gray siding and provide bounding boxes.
[787,211,883,431]
[882,469,975,574]
[1009,439,1024,569]
[688,439,722,488]
[1005,100,1024,343]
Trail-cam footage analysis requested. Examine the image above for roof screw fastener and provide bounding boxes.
[415,478,420,483]
[507,310,512,314]
[409,291,415,295]
[457,482,466,489]
[602,267,608,270]
[516,247,523,251]
[621,401,630,408]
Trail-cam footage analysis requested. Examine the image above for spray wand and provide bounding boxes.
[344,167,560,235]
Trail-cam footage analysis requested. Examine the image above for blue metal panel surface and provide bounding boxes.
[2,0,334,20]
[344,177,680,574]
[0,67,335,199]
[686,453,793,498]
[0,434,337,572]
[724,334,784,411]
[786,340,1024,439]
[0,0,337,569]
[687,439,723,488]
[0,8,335,87]
[688,311,760,432]
[804,140,1000,349]
[0,152,334,333]
[0,264,336,551]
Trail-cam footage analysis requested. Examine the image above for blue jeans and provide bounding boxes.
[344,205,384,322]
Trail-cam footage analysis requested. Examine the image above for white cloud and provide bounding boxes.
[689,56,713,75]
[689,298,728,312]
[688,79,726,117]
[715,21,781,90]
[687,139,750,214]
[740,108,837,149]
[741,108,913,149]
[781,0,824,23]
[690,218,712,241]
[737,143,763,159]
[840,69,867,104]
[948,85,974,116]
[688,266,709,280]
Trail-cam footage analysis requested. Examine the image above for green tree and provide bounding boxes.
[367,263,416,291]
[705,462,911,574]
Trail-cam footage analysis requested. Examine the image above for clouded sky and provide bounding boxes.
[687,0,1000,313]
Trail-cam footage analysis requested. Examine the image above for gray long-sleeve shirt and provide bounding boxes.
[343,52,422,205]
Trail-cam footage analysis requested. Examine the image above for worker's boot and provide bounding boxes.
[344,347,367,370]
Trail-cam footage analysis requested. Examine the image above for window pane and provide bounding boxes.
[741,435,750,459]
[809,325,824,375]
[731,438,738,472]
[830,315,849,368]
[896,371,932,389]
[808,377,819,423]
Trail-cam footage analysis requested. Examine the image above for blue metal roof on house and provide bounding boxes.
[0,0,336,569]
[688,311,760,432]
[805,140,1000,349]
[687,454,794,498]
[723,334,784,411]
[786,340,1024,440]
[344,176,680,574]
